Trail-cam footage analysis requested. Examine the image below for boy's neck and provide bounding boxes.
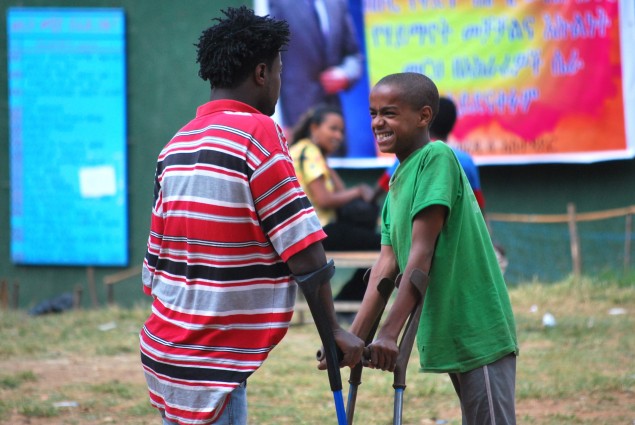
[396,136,431,163]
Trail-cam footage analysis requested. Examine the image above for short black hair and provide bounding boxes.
[291,104,343,145]
[195,6,290,89]
[430,97,457,140]
[375,72,439,119]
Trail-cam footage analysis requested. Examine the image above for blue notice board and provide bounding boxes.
[8,8,128,266]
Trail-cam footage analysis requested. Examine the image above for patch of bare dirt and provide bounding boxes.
[8,353,143,387]
[2,354,634,424]
[1,353,146,425]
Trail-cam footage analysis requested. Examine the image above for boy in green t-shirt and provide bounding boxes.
[349,73,519,424]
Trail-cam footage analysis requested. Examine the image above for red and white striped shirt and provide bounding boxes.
[140,100,325,425]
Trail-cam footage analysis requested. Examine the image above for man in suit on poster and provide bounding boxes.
[268,0,363,156]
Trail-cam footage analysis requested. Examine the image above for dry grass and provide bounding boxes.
[0,276,634,424]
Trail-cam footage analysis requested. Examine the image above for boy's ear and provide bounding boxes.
[419,105,434,127]
[254,63,267,86]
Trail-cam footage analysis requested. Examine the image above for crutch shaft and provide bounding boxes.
[392,269,429,425]
[347,276,395,424]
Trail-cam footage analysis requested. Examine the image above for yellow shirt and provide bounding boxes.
[289,139,335,226]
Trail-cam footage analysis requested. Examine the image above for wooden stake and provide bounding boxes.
[0,280,7,309]
[625,214,632,272]
[74,284,83,309]
[567,203,581,279]
[12,281,19,309]
[87,267,99,308]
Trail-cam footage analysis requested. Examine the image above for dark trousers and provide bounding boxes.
[449,353,517,425]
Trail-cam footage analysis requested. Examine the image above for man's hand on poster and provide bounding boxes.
[320,66,350,95]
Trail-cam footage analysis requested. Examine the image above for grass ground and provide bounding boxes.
[0,276,633,424]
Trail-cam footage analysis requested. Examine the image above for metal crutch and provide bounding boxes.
[346,274,396,424]
[392,269,429,425]
[296,260,347,425]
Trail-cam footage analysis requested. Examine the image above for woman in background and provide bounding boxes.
[289,104,381,318]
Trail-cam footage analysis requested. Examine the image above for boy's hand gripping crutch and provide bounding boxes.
[392,268,428,425]
[346,271,395,425]
[295,260,348,425]
[314,270,395,425]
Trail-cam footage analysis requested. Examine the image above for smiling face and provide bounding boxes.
[369,82,433,162]
[310,112,345,155]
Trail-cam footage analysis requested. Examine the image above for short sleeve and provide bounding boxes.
[300,143,329,185]
[411,145,462,220]
[251,149,325,262]
[380,196,392,246]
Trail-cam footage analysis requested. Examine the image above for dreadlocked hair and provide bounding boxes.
[195,6,290,89]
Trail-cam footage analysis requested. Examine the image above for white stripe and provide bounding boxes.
[173,124,269,157]
[164,209,258,224]
[253,176,294,204]
[140,339,263,368]
[153,301,294,324]
[251,151,287,180]
[146,384,228,421]
[156,235,271,248]
[150,271,293,291]
[144,370,238,392]
[160,135,262,167]
[483,364,497,425]
[258,186,306,218]
[161,165,247,183]
[161,136,242,155]
[154,248,279,264]
[143,327,275,355]
[161,194,252,210]
[268,209,319,243]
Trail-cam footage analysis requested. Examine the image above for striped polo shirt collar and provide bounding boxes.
[196,99,260,117]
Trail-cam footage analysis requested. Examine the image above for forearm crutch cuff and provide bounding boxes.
[293,259,335,291]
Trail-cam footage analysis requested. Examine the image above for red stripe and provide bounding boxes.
[148,388,229,424]
[149,305,294,326]
[148,269,295,289]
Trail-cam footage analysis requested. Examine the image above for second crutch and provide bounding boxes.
[391,268,429,425]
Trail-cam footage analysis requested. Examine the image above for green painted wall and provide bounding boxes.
[480,161,635,214]
[337,158,635,284]
[480,161,635,283]
[0,0,247,309]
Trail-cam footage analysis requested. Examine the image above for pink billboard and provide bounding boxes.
[364,0,635,164]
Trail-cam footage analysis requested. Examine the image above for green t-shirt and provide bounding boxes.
[381,141,518,373]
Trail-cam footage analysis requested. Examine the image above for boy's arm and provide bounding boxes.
[366,204,447,372]
[348,244,399,340]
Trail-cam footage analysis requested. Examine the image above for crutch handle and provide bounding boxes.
[349,277,395,380]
